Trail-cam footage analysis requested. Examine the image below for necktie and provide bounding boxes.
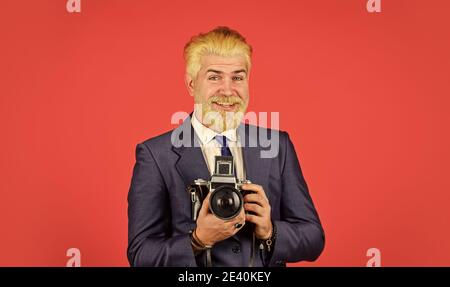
[215,135,232,156]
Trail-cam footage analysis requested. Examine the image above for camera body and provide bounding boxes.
[187,155,251,221]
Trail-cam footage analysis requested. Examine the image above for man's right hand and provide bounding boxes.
[195,192,246,247]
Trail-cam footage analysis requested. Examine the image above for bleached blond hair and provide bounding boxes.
[184,26,253,79]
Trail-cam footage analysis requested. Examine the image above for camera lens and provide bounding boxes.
[209,186,243,220]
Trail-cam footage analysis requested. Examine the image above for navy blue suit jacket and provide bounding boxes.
[127,115,324,267]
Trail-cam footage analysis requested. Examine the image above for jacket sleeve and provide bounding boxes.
[127,143,197,267]
[269,132,325,266]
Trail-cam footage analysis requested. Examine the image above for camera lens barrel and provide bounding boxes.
[209,185,244,220]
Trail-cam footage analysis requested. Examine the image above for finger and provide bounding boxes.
[244,193,266,207]
[237,209,246,225]
[199,191,212,217]
[244,203,264,216]
[234,221,245,230]
[224,220,244,232]
[234,208,246,222]
[227,211,245,226]
[232,221,245,232]
[242,183,268,201]
[225,210,246,228]
[245,213,262,225]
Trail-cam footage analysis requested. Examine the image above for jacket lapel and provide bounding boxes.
[172,115,211,186]
[235,124,272,245]
[238,124,271,189]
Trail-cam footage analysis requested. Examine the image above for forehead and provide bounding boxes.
[199,54,248,73]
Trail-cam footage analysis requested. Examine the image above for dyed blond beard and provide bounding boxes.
[194,95,248,133]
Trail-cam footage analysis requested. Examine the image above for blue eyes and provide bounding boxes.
[208,75,244,81]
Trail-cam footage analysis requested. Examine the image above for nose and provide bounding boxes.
[219,78,234,97]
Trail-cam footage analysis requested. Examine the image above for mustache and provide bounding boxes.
[208,95,243,105]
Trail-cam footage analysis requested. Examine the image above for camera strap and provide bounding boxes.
[249,231,255,267]
[206,248,212,267]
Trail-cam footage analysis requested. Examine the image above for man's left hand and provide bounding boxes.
[242,183,273,239]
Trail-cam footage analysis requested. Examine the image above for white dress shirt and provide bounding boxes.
[191,114,246,181]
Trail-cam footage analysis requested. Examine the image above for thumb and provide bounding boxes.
[199,191,212,217]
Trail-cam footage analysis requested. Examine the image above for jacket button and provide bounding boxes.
[232,245,241,253]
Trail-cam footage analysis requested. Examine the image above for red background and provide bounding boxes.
[1,0,449,266]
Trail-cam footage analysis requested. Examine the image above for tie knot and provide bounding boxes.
[215,135,232,157]
[215,135,228,147]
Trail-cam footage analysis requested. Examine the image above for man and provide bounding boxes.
[127,27,324,267]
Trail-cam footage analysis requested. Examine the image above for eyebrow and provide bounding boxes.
[206,69,247,75]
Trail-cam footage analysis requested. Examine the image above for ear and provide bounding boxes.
[184,73,195,97]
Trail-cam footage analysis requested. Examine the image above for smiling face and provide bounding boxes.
[185,54,250,132]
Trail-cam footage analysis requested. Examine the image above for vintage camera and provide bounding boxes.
[187,155,251,221]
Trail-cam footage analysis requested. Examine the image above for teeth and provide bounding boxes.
[216,102,234,106]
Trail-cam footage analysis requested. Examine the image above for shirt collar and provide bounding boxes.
[191,113,238,145]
